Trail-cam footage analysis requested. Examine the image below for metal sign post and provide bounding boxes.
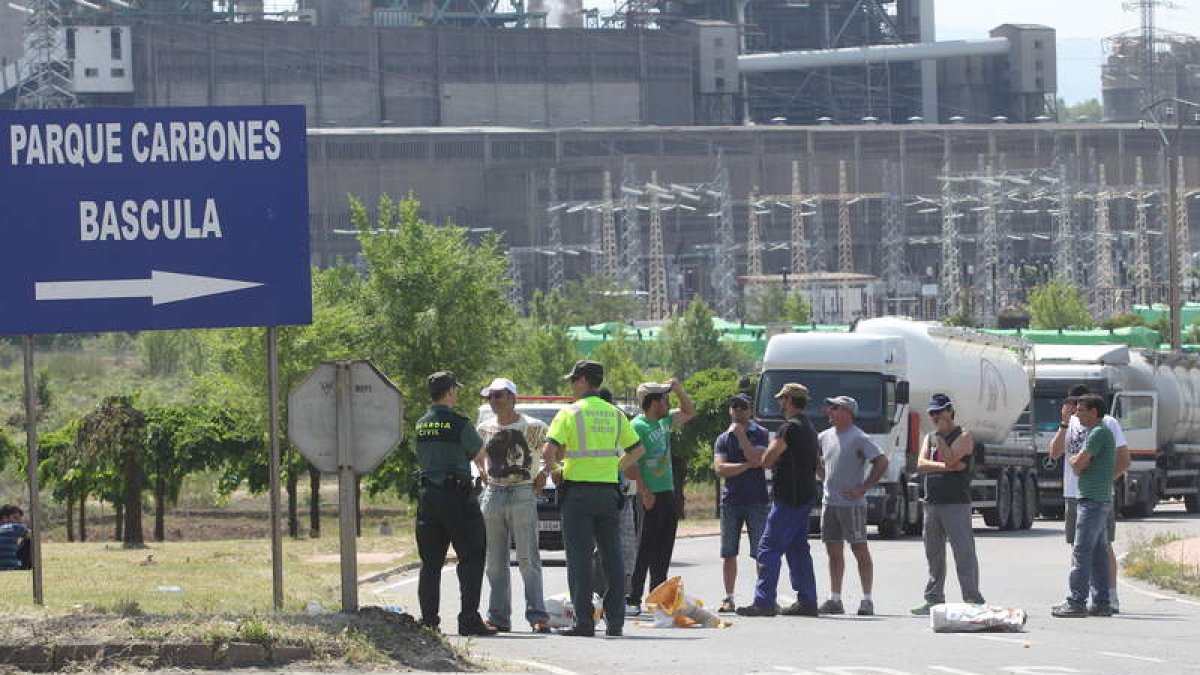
[22,336,43,605]
[266,327,284,611]
[335,362,359,612]
[290,360,403,614]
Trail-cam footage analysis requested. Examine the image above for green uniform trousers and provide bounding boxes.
[561,481,624,633]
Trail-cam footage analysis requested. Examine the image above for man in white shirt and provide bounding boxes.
[1049,384,1131,613]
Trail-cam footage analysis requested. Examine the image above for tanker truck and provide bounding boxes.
[755,317,1037,537]
[1030,344,1200,518]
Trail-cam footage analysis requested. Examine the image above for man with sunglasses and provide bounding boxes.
[475,377,552,634]
[911,393,986,616]
[817,396,887,616]
[713,393,769,613]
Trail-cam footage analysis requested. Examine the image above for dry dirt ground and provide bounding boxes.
[1159,536,1200,570]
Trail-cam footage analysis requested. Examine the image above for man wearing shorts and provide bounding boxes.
[817,396,888,616]
[713,393,770,613]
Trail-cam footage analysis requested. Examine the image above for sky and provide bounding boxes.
[936,0,1200,103]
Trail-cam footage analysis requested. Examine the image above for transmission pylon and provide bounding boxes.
[1095,164,1119,316]
[838,160,853,273]
[747,185,763,278]
[808,163,827,273]
[507,252,526,315]
[978,163,1001,325]
[546,168,565,291]
[647,170,668,320]
[619,157,641,284]
[15,0,76,110]
[1053,161,1076,284]
[1134,156,1152,305]
[601,170,618,279]
[1178,156,1190,304]
[939,163,962,318]
[790,160,808,278]
[712,154,738,319]
[881,160,905,307]
[995,153,1015,312]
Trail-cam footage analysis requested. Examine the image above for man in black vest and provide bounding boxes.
[911,393,986,615]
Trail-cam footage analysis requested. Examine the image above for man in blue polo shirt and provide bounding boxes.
[713,393,769,613]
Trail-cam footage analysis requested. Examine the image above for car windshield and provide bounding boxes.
[1032,396,1068,432]
[756,370,887,433]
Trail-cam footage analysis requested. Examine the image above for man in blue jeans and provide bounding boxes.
[737,383,820,618]
[1053,393,1117,618]
[713,393,770,613]
[475,377,552,633]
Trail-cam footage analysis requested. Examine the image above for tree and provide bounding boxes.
[658,297,747,380]
[1058,98,1103,123]
[1099,313,1146,330]
[743,285,811,325]
[352,194,517,497]
[559,275,641,325]
[77,396,147,548]
[498,290,577,396]
[588,330,649,399]
[1027,281,1094,330]
[674,367,742,518]
[136,330,207,377]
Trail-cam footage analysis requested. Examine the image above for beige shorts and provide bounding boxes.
[821,504,868,544]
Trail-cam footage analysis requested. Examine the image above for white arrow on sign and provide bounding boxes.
[35,270,263,306]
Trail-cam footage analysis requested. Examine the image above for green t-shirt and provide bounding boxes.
[632,413,674,493]
[1078,424,1116,502]
[414,404,483,484]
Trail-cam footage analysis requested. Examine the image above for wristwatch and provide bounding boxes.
[1059,423,1069,429]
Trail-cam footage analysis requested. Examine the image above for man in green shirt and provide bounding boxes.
[627,379,695,609]
[1052,394,1116,619]
[413,371,496,636]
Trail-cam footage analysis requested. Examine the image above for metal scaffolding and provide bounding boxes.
[15,0,75,110]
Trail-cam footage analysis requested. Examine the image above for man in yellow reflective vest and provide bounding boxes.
[542,360,646,637]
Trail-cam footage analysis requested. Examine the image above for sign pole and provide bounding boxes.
[22,335,44,605]
[266,326,284,611]
[335,361,359,612]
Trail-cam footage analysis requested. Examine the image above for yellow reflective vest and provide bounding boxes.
[547,395,640,483]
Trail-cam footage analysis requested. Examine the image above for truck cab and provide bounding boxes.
[755,332,913,538]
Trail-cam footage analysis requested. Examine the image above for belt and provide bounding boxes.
[560,479,618,487]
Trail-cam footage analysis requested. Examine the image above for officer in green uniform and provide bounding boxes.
[542,360,645,637]
[414,371,497,637]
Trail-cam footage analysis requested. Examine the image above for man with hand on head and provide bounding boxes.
[627,378,695,610]
[817,395,888,616]
[713,393,770,613]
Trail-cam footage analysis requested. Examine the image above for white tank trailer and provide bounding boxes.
[756,317,1038,536]
[1030,344,1200,518]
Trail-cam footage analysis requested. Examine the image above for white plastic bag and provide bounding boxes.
[545,592,604,629]
[643,577,730,628]
[930,602,1026,633]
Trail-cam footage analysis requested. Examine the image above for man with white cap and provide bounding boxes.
[817,395,888,616]
[627,378,695,610]
[475,377,552,633]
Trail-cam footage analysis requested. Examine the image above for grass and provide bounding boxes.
[1122,532,1200,597]
[0,524,417,614]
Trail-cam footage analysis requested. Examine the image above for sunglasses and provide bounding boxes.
[486,392,508,400]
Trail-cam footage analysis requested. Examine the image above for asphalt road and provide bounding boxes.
[363,503,1200,675]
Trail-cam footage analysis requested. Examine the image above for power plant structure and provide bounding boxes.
[2,0,1198,325]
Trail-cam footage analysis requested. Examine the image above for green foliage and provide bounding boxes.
[143,403,263,508]
[589,331,649,400]
[351,194,517,496]
[743,285,811,325]
[942,309,977,328]
[77,396,147,547]
[1058,97,1102,123]
[1027,280,1094,330]
[674,368,742,483]
[0,426,15,471]
[1099,313,1146,330]
[658,297,747,380]
[136,330,207,377]
[559,275,641,325]
[496,290,577,396]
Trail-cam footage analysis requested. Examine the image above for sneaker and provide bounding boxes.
[1051,602,1088,618]
[624,603,642,617]
[735,603,778,617]
[718,598,737,614]
[530,621,552,634]
[857,599,874,616]
[482,620,510,633]
[555,627,595,637]
[1087,604,1115,617]
[818,599,845,615]
[780,601,819,617]
[909,600,938,616]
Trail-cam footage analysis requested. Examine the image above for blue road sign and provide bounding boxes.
[0,105,311,334]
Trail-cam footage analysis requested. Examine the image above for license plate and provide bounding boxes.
[538,520,561,532]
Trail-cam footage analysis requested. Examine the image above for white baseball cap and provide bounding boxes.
[480,377,518,397]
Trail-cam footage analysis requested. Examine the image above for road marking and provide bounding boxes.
[1100,651,1167,663]
[390,564,455,587]
[961,634,1034,646]
[511,659,582,675]
[1120,578,1200,608]
[1000,668,1081,674]
[929,667,984,675]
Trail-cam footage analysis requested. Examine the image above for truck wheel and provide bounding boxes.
[1185,494,1199,514]
[879,487,904,540]
[1121,486,1155,519]
[992,471,1013,530]
[1022,472,1038,529]
[1007,470,1024,532]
